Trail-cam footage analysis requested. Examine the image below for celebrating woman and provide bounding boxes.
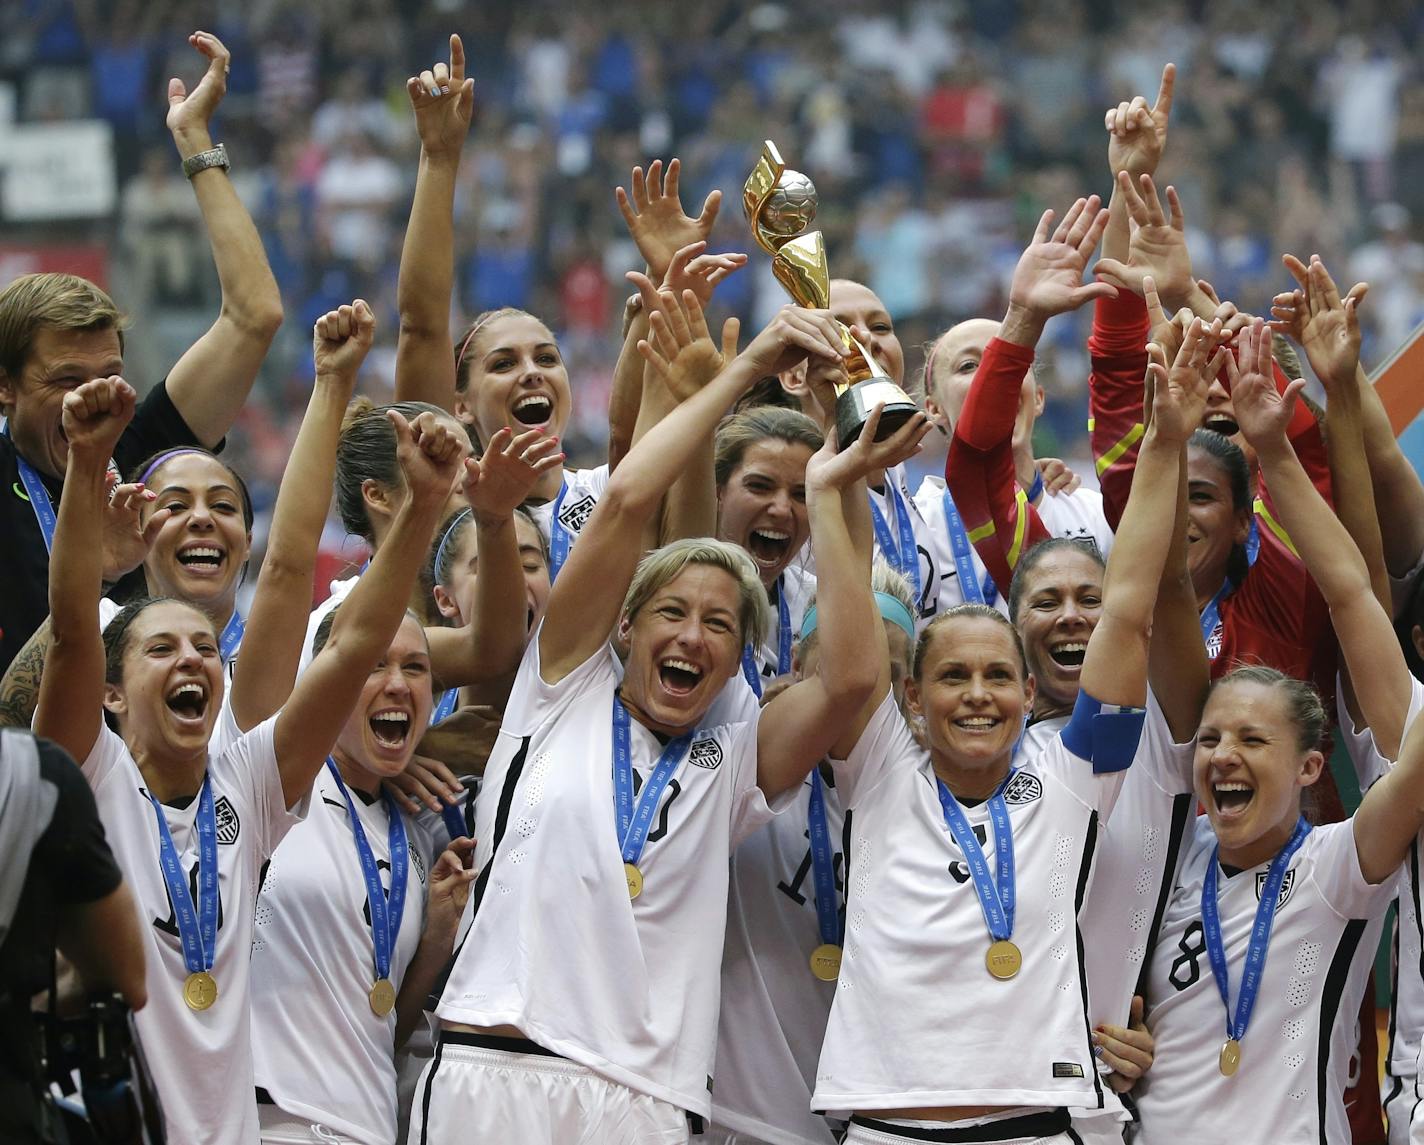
[809,253,1215,1144]
[414,284,929,1143]
[33,374,462,1145]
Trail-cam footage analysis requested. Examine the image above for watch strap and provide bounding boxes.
[182,144,230,180]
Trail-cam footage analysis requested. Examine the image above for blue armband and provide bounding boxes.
[1060,690,1147,774]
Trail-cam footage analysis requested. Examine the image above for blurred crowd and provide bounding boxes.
[3,0,1422,521]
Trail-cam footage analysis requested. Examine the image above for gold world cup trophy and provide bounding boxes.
[743,141,919,448]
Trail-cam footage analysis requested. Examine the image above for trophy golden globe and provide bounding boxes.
[743,140,919,448]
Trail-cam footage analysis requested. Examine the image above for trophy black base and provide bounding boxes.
[835,378,921,451]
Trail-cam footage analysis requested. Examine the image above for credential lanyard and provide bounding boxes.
[941,490,997,608]
[219,612,245,664]
[807,768,841,948]
[146,775,219,976]
[13,450,58,553]
[869,481,922,599]
[611,696,693,867]
[740,576,792,698]
[547,478,570,583]
[936,772,1016,943]
[1202,816,1311,1046]
[325,759,410,985]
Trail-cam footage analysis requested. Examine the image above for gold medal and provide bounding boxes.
[985,939,1022,980]
[1219,1038,1241,1077]
[183,970,218,1011]
[624,862,644,901]
[369,978,397,1017]
[809,943,842,982]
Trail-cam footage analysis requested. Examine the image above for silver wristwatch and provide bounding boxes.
[182,143,230,180]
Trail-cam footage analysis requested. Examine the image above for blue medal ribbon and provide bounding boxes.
[1202,816,1311,1048]
[218,611,244,664]
[547,478,570,583]
[941,490,997,608]
[740,576,792,698]
[1025,468,1045,504]
[807,768,841,949]
[14,451,58,553]
[1199,581,1231,660]
[442,792,470,840]
[146,775,219,978]
[325,759,410,989]
[936,772,1016,943]
[611,696,693,869]
[431,687,459,725]
[869,480,922,599]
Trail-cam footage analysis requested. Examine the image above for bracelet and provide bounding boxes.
[182,143,230,180]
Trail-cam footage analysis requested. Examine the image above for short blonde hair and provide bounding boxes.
[0,273,126,379]
[622,538,768,648]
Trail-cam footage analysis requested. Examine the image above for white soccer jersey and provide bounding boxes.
[749,564,816,689]
[712,765,846,1145]
[80,717,303,1145]
[812,692,1129,1113]
[525,464,610,555]
[298,574,358,674]
[250,765,437,1144]
[1073,696,1195,1131]
[1037,486,1114,562]
[912,478,1113,622]
[1135,818,1396,1144]
[437,634,784,1118]
[867,463,941,624]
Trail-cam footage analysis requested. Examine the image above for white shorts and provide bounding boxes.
[846,1110,1080,1145]
[1392,1071,1424,1145]
[410,1034,690,1145]
[258,1104,359,1143]
[701,1126,773,1144]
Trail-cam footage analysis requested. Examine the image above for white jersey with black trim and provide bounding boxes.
[711,764,846,1145]
[1071,695,1195,1131]
[812,691,1129,1113]
[1135,817,1396,1144]
[912,475,1006,619]
[437,632,786,1118]
[525,464,609,551]
[250,765,438,1144]
[80,717,304,1145]
[868,463,940,625]
[298,574,358,675]
[750,564,816,689]
[1037,486,1114,563]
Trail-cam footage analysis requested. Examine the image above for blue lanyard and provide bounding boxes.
[941,490,997,608]
[13,450,58,553]
[1202,816,1311,1045]
[146,775,219,976]
[740,576,792,698]
[547,478,570,583]
[1199,581,1231,659]
[325,759,410,984]
[807,768,841,947]
[869,480,921,598]
[936,771,1016,942]
[611,696,693,867]
[219,612,244,664]
[442,790,470,840]
[432,687,459,725]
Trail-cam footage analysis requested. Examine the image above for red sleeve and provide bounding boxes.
[946,337,1051,592]
[1087,291,1150,530]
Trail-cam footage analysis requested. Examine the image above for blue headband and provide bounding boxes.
[138,447,209,486]
[800,591,916,644]
[433,508,473,583]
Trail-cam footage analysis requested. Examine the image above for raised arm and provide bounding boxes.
[33,379,147,762]
[1231,318,1412,759]
[758,407,930,797]
[1357,691,1424,883]
[538,289,847,682]
[162,32,284,446]
[230,302,372,731]
[272,414,463,806]
[949,196,1114,584]
[1083,320,1223,708]
[1272,254,1424,591]
[424,426,564,688]
[393,35,475,411]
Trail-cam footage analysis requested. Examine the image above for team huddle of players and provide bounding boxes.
[6,29,1424,1145]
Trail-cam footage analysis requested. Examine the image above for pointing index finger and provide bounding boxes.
[1153,62,1176,119]
[450,33,465,83]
